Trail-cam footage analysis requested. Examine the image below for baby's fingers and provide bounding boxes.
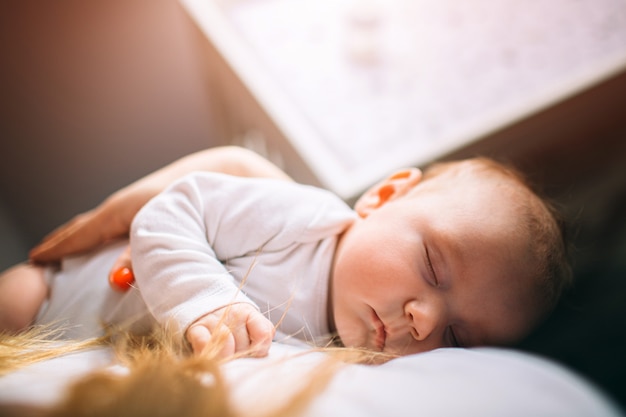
[187,323,235,358]
[246,313,275,357]
[187,325,211,354]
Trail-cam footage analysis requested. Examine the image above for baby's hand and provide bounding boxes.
[186,303,275,358]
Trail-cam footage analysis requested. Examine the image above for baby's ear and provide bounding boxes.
[354,168,422,218]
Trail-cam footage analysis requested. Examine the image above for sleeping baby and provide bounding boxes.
[0,148,571,359]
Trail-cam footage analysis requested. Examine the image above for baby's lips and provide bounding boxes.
[109,267,135,292]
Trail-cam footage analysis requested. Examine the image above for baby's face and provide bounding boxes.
[330,170,539,355]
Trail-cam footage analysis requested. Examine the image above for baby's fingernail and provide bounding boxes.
[110,267,135,292]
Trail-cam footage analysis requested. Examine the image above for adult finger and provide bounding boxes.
[29,210,109,263]
[110,245,132,275]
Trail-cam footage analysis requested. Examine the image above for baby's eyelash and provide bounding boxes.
[448,326,460,347]
[425,246,438,286]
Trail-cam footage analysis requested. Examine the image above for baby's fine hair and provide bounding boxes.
[421,157,572,320]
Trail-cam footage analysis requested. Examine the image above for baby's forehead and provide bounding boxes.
[418,161,535,256]
[422,160,529,202]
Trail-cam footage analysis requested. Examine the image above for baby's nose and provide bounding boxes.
[404,300,442,341]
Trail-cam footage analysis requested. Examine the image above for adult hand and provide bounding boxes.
[28,196,136,265]
[28,146,292,289]
[186,303,275,358]
[29,188,148,290]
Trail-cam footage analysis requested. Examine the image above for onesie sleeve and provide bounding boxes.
[130,173,256,337]
[130,172,355,338]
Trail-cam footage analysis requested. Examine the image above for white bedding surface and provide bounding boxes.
[0,343,621,417]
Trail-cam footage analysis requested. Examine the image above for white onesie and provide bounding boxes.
[37,173,356,346]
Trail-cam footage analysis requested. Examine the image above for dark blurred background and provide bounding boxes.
[0,0,625,412]
[516,128,626,411]
[0,0,225,264]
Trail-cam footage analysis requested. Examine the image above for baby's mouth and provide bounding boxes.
[371,309,386,351]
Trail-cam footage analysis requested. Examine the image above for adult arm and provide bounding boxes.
[29,146,292,273]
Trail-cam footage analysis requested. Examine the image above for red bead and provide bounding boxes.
[110,267,135,292]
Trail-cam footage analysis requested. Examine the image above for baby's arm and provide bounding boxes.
[130,173,276,356]
[0,264,48,333]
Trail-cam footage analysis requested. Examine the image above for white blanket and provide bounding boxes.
[0,343,621,417]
